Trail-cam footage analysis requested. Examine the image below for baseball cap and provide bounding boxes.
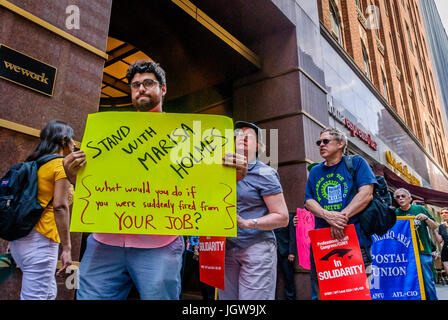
[234,121,263,142]
[307,162,319,172]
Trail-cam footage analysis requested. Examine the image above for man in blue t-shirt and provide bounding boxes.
[304,127,377,299]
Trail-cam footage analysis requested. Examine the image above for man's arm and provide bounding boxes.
[340,184,374,219]
[305,199,348,229]
[435,226,443,244]
[415,211,438,230]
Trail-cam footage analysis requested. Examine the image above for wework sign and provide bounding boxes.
[0,44,57,96]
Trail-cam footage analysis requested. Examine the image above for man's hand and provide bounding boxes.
[323,210,348,240]
[222,153,247,181]
[63,150,86,184]
[330,226,345,240]
[323,210,348,229]
[288,254,295,262]
[415,213,428,221]
[415,213,438,230]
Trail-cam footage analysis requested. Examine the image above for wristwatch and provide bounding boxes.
[252,218,258,230]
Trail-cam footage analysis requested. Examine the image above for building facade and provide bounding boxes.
[419,0,448,137]
[319,0,448,175]
[1,0,448,300]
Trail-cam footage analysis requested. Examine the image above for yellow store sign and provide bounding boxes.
[385,151,421,186]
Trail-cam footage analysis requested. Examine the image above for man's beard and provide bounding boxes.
[133,95,160,112]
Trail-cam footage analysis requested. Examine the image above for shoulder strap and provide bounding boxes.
[343,155,355,178]
[35,154,64,168]
[343,155,358,192]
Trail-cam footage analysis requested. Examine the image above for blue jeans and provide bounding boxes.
[76,235,184,300]
[420,254,438,300]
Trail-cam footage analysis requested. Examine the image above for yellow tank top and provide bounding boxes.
[34,157,73,243]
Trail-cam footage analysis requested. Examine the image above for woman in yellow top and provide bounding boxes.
[9,120,74,300]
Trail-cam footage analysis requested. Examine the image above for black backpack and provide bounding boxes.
[344,155,396,237]
[0,154,63,241]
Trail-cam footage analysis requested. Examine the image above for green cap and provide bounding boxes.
[0,253,16,283]
[307,162,319,172]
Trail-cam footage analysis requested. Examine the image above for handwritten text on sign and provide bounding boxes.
[70,112,237,236]
[296,208,315,270]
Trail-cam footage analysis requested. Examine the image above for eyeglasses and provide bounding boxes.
[394,194,407,199]
[130,78,159,90]
[235,130,256,139]
[316,139,334,147]
[441,211,448,215]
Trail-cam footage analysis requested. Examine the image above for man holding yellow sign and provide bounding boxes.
[63,60,247,300]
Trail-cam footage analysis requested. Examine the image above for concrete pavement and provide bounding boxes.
[436,284,448,300]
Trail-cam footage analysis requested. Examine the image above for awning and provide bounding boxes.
[376,165,448,208]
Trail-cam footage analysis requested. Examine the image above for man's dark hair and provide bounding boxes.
[126,60,166,86]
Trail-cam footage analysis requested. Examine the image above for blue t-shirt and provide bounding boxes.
[227,160,283,250]
[304,155,377,246]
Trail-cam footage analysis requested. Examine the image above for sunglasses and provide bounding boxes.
[316,139,334,147]
[394,194,407,199]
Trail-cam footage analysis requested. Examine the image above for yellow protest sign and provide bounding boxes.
[70,112,237,237]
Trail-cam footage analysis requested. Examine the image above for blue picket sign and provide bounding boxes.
[370,218,425,300]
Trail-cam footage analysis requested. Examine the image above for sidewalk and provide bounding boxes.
[436,284,448,300]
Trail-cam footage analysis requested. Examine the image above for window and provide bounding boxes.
[415,69,423,101]
[389,33,398,64]
[400,94,407,124]
[362,42,371,80]
[409,99,417,132]
[425,123,434,156]
[330,1,344,46]
[382,71,389,102]
[406,23,414,54]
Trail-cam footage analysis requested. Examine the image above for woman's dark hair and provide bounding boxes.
[26,120,74,161]
[125,60,166,86]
